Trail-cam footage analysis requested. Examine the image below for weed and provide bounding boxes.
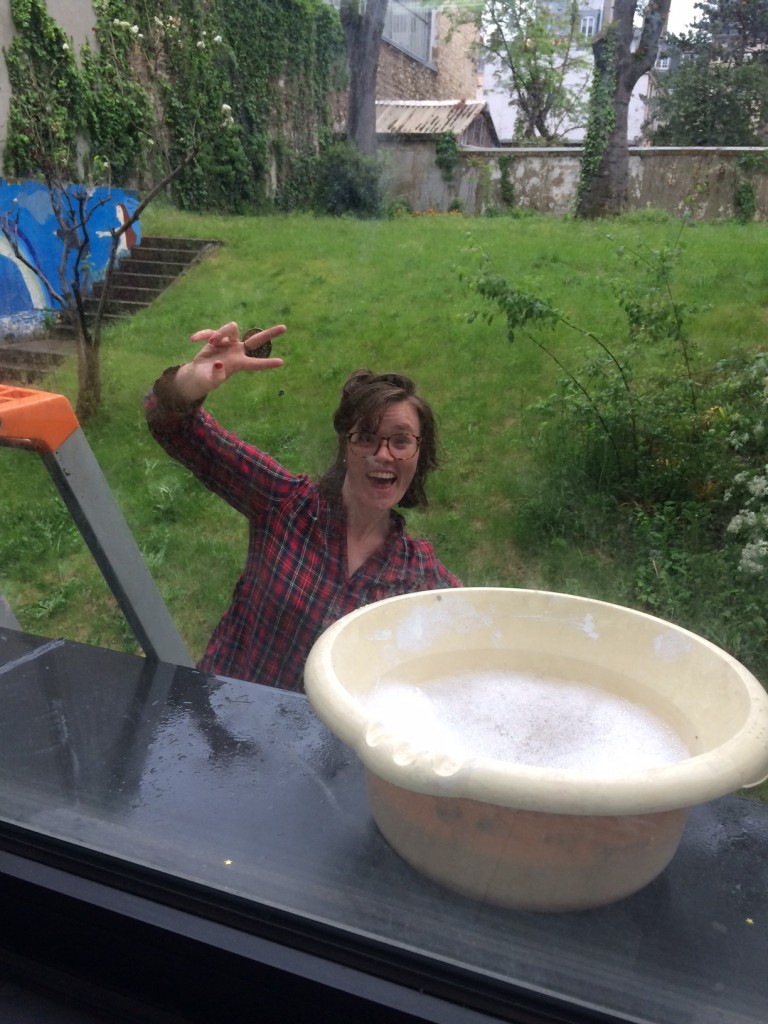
[26,576,83,623]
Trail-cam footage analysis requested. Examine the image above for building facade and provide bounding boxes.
[376,1,481,101]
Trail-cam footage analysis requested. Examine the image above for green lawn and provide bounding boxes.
[2,209,767,719]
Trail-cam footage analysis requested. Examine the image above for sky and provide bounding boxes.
[667,0,699,34]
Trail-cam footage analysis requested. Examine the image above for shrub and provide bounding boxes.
[387,194,413,218]
[463,224,768,680]
[733,180,757,224]
[312,143,383,219]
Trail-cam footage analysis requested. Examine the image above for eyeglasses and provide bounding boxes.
[346,431,421,460]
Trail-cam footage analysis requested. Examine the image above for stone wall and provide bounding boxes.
[379,143,768,220]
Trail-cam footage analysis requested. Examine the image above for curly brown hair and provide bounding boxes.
[318,370,440,509]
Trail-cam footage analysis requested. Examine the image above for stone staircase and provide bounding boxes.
[0,235,221,385]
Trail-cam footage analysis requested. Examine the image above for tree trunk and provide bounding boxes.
[576,0,671,218]
[75,329,101,424]
[339,0,389,155]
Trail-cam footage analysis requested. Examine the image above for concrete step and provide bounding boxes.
[0,235,221,383]
[126,237,220,266]
[93,268,182,292]
[85,288,167,310]
[0,338,69,385]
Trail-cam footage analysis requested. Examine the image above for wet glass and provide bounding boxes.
[0,630,766,1024]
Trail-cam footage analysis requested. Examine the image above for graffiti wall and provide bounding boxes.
[0,179,140,331]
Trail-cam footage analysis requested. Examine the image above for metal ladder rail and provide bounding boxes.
[0,384,194,666]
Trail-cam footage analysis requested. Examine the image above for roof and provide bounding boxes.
[375,100,489,136]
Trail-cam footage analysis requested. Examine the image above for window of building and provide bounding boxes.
[384,0,435,66]
[326,0,436,67]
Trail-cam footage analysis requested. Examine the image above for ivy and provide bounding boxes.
[498,155,515,208]
[575,25,617,215]
[733,149,768,223]
[435,131,460,182]
[5,0,83,178]
[81,1,153,180]
[3,0,346,212]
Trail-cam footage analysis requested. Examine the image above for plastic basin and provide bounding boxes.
[304,588,768,911]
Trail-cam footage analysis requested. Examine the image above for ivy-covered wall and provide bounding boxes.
[1,0,346,212]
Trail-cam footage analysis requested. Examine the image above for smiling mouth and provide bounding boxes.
[367,470,397,488]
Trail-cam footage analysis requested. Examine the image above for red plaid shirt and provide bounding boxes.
[146,392,461,690]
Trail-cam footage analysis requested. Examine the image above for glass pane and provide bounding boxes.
[1,632,766,1024]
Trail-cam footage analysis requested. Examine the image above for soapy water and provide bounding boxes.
[363,670,689,773]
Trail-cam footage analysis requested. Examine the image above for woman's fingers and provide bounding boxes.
[187,322,286,376]
[242,324,286,355]
[241,324,285,371]
[190,321,242,346]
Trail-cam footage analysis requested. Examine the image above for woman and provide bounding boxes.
[145,322,461,690]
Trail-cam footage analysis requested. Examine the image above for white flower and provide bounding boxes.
[130,24,139,34]
[747,474,768,499]
[196,40,205,49]
[739,539,768,575]
[221,103,232,114]
[213,35,223,44]
[62,43,70,51]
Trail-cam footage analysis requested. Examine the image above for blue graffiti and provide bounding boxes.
[0,179,140,320]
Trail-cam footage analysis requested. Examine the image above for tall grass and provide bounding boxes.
[2,208,767,703]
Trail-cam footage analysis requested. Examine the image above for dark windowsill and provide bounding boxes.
[0,627,766,1023]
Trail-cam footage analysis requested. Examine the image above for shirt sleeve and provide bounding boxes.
[145,372,303,517]
[432,560,463,589]
[396,528,463,591]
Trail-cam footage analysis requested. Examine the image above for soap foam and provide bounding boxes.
[363,670,689,774]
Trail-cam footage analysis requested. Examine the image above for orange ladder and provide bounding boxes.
[0,384,193,665]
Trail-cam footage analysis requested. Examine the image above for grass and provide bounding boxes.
[2,209,767,728]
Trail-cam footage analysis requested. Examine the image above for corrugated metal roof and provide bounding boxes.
[375,100,488,136]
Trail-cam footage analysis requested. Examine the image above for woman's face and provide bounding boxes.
[341,400,421,517]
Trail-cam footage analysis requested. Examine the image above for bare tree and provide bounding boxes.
[1,150,198,422]
[576,0,671,217]
[339,0,390,154]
